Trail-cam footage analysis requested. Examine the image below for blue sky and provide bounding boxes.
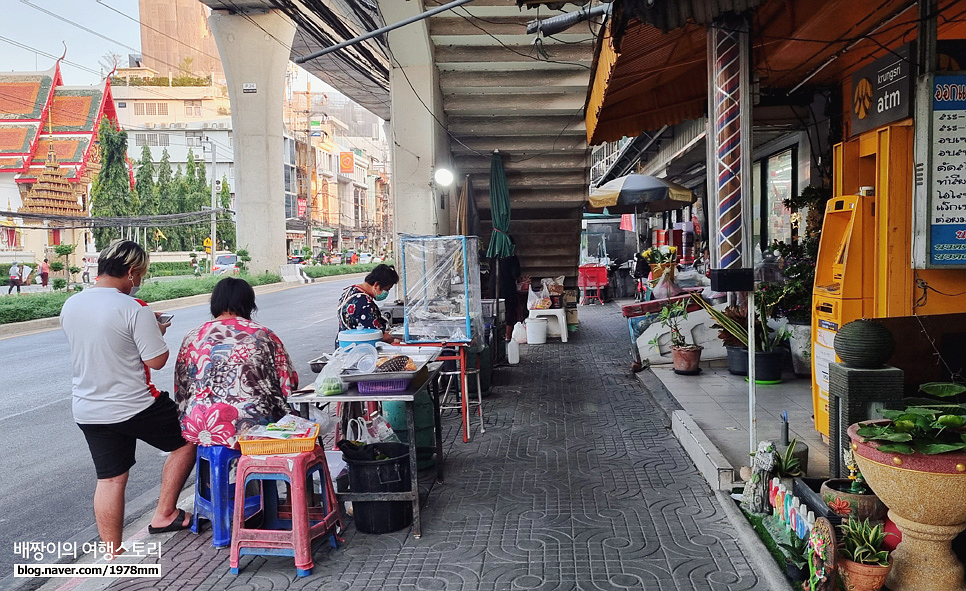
[0,1,142,83]
[0,0,334,93]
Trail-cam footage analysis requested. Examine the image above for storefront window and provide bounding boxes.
[765,149,794,249]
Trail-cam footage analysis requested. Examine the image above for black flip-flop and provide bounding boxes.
[148,509,190,534]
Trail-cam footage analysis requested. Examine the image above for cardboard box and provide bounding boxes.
[564,290,578,308]
[566,308,578,326]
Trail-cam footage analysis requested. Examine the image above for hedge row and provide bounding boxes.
[0,272,281,325]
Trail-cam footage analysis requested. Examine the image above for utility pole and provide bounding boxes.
[206,138,217,273]
[303,89,313,257]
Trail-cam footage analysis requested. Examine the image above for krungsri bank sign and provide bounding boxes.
[851,43,914,136]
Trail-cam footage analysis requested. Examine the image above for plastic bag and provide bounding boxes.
[346,417,376,444]
[650,272,684,300]
[512,321,527,344]
[527,285,552,309]
[368,413,401,443]
[313,356,347,396]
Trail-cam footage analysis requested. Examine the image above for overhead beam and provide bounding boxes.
[434,44,593,64]
[449,134,587,154]
[455,153,588,173]
[439,69,590,93]
[448,115,586,136]
[443,92,585,114]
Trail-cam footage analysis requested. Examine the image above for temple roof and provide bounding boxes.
[0,61,115,185]
[0,65,58,121]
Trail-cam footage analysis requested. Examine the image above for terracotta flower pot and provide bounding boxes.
[671,345,702,375]
[839,557,891,591]
[820,478,887,522]
[848,422,966,591]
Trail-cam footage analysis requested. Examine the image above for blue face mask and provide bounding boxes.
[374,290,389,302]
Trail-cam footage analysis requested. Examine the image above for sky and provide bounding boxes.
[0,0,333,93]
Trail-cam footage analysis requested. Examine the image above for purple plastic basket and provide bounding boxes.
[357,378,411,393]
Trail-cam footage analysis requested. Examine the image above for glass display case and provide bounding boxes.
[401,235,484,349]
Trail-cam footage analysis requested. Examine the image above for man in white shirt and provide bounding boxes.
[61,240,195,555]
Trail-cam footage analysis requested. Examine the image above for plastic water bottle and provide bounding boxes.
[507,338,520,365]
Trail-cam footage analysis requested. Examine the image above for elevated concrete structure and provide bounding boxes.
[208,10,295,274]
[199,0,596,281]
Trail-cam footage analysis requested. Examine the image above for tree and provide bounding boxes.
[218,175,235,250]
[154,149,174,250]
[90,120,135,248]
[54,243,77,288]
[135,144,156,216]
[171,164,188,250]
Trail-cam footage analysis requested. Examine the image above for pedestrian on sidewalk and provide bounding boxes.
[40,258,49,289]
[7,261,21,294]
[174,277,296,448]
[60,240,195,557]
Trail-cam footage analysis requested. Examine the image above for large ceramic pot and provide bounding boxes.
[819,478,887,522]
[848,422,966,591]
[671,345,702,375]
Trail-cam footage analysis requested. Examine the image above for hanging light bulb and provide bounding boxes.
[434,167,454,187]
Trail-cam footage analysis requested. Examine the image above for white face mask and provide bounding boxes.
[129,285,140,297]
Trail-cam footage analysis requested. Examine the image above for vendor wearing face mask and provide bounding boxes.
[337,263,399,344]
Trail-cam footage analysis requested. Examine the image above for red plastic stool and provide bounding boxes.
[229,447,343,577]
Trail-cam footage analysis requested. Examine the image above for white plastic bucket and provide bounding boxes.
[525,318,548,345]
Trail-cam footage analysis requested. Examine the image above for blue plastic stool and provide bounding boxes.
[191,445,260,548]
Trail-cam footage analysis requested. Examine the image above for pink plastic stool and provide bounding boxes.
[229,447,343,577]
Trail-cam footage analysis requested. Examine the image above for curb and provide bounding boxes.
[0,272,366,341]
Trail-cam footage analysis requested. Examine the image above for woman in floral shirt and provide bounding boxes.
[175,278,296,448]
[337,264,399,344]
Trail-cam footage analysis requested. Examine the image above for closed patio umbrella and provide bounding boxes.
[588,174,695,214]
[486,150,513,258]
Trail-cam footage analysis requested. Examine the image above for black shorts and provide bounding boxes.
[77,392,189,480]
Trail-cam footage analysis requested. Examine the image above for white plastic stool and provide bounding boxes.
[527,309,568,342]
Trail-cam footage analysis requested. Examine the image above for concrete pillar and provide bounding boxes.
[706,14,753,269]
[380,0,450,243]
[208,10,295,274]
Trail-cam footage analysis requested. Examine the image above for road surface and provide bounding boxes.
[0,276,360,585]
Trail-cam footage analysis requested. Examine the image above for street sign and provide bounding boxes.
[203,237,212,247]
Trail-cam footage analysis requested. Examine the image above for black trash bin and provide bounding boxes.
[340,442,413,534]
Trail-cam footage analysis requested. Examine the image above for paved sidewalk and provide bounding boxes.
[39,302,776,591]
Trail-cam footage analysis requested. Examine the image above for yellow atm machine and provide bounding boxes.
[811,122,966,437]
[811,193,876,436]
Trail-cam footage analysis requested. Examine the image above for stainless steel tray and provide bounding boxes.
[309,345,442,378]
[340,347,441,382]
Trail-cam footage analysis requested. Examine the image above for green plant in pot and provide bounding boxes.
[769,237,819,376]
[778,532,810,583]
[848,381,966,591]
[650,301,702,375]
[690,289,790,383]
[820,447,887,522]
[838,517,892,591]
[773,438,803,488]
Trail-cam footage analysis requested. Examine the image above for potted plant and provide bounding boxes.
[819,447,886,522]
[690,289,790,383]
[838,517,892,591]
[651,301,702,375]
[773,438,804,488]
[639,245,678,282]
[768,236,819,376]
[778,532,810,583]
[848,381,966,591]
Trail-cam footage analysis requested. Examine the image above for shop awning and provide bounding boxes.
[586,0,966,146]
